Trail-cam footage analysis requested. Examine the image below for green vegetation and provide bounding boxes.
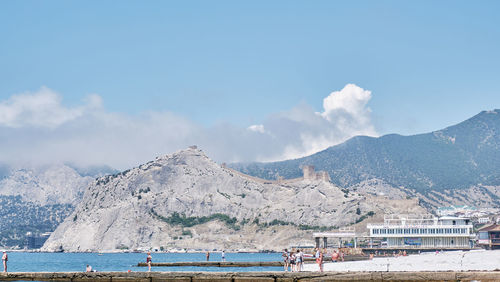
[151,209,337,232]
[298,224,336,231]
[216,189,231,200]
[116,244,129,250]
[181,229,193,237]
[255,217,336,231]
[355,211,375,224]
[151,209,241,230]
[138,187,151,194]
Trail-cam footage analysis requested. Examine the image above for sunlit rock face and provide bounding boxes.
[43,147,421,252]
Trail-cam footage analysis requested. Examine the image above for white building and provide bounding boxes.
[479,217,491,224]
[367,214,474,249]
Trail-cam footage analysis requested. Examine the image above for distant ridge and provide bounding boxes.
[231,109,500,193]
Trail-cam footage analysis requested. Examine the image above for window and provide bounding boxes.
[479,232,489,240]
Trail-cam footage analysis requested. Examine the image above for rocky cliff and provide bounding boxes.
[42,147,424,252]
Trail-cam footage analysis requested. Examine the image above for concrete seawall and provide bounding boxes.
[137,261,284,267]
[1,271,500,281]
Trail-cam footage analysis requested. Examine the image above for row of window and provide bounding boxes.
[371,227,469,235]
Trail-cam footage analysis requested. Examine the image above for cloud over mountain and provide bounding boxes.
[0,84,377,169]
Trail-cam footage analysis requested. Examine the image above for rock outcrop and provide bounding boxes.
[43,147,423,252]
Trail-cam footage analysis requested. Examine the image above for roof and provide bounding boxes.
[478,224,500,232]
[439,216,470,220]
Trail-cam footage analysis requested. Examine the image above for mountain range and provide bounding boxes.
[231,110,500,195]
[2,109,500,250]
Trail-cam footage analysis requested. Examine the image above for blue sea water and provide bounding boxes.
[4,252,283,272]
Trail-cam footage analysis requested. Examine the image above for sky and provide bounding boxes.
[0,1,499,169]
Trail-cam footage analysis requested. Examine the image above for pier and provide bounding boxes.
[137,261,284,267]
[137,256,370,268]
[1,271,500,281]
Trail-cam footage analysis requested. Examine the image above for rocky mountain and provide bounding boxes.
[0,165,104,248]
[231,110,500,208]
[0,165,94,205]
[42,147,423,252]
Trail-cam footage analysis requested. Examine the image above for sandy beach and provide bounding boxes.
[303,249,500,272]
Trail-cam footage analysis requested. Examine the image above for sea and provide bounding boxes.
[4,252,283,272]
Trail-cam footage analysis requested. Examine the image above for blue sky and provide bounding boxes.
[0,1,499,168]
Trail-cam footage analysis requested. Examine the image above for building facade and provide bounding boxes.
[367,215,474,249]
[477,224,500,249]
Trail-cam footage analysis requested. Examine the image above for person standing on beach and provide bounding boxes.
[331,250,338,262]
[146,252,152,272]
[2,251,7,272]
[282,249,290,271]
[299,250,304,271]
[206,251,210,261]
[317,249,324,272]
[289,251,296,272]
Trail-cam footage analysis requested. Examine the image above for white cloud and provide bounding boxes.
[0,84,378,169]
[0,87,100,128]
[321,83,372,120]
[247,124,266,133]
[253,84,377,161]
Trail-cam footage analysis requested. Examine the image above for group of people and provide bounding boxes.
[282,248,349,272]
[330,249,345,262]
[281,249,304,272]
[205,250,225,261]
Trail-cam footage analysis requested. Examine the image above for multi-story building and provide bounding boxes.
[367,214,475,249]
[477,224,500,249]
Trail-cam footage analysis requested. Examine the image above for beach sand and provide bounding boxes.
[303,249,500,272]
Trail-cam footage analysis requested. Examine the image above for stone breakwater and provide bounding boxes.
[2,271,500,281]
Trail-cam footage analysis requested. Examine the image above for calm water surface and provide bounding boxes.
[6,252,283,272]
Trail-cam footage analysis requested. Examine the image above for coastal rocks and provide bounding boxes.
[42,147,422,252]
